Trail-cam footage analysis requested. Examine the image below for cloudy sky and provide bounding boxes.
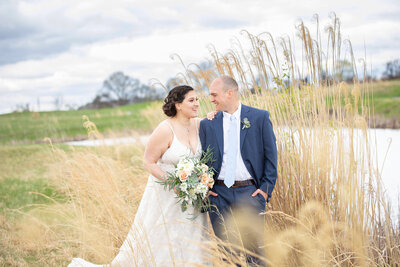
[0,0,399,114]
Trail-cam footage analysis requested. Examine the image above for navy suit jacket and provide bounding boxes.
[199,104,278,201]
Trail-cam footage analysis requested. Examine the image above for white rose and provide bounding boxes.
[180,182,188,192]
[201,164,209,172]
[202,184,208,194]
[183,162,194,175]
[177,162,185,170]
[194,183,207,195]
[194,185,200,194]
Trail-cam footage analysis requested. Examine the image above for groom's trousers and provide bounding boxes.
[209,183,266,266]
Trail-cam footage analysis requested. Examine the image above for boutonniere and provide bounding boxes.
[241,117,251,130]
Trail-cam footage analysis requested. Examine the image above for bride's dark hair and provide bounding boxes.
[162,85,194,117]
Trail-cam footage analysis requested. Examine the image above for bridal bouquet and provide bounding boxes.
[159,148,215,213]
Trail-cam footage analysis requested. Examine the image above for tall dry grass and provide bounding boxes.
[7,14,399,266]
[51,127,151,263]
[165,14,400,265]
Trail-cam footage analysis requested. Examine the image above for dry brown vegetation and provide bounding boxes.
[1,14,399,266]
[165,14,400,265]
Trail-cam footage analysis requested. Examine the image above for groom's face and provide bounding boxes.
[209,82,229,112]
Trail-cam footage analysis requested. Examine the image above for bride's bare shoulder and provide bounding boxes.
[149,120,173,141]
[144,120,173,160]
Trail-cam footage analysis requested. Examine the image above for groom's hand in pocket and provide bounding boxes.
[252,189,267,201]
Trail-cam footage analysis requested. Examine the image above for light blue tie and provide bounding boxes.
[224,115,238,188]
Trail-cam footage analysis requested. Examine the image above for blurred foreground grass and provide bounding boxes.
[0,142,146,266]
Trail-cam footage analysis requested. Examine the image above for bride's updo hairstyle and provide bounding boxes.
[162,85,194,117]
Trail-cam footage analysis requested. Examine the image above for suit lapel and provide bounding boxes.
[212,112,224,158]
[240,104,250,150]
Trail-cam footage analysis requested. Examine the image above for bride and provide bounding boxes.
[69,85,210,266]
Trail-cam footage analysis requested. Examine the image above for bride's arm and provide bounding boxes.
[143,122,173,181]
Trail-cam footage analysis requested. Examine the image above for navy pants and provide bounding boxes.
[209,184,266,265]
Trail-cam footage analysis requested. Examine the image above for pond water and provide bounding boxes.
[370,129,400,208]
[65,136,149,146]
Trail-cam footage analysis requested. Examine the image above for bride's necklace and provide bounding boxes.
[176,120,194,153]
[184,124,193,150]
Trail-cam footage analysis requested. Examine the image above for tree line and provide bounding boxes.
[11,58,400,113]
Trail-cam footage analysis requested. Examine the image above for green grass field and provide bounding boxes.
[0,101,154,145]
[0,145,66,217]
[0,144,64,264]
[368,79,400,118]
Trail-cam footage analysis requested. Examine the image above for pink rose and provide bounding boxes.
[178,170,188,182]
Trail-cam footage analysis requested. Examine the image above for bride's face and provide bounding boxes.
[176,90,199,118]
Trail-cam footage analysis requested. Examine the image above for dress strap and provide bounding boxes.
[164,120,176,136]
[194,118,199,134]
[195,118,201,146]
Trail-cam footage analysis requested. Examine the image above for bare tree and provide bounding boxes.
[100,72,135,105]
[336,60,354,82]
[53,95,63,110]
[166,77,184,91]
[382,59,400,80]
[82,71,164,109]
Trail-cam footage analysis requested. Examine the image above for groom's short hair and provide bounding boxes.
[220,76,238,92]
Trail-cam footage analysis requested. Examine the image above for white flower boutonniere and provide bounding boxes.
[241,117,251,130]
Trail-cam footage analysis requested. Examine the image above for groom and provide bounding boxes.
[199,76,277,265]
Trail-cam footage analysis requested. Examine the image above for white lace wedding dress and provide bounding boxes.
[69,123,210,267]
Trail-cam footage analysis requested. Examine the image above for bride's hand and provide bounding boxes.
[173,186,180,195]
[206,111,217,120]
[206,190,218,198]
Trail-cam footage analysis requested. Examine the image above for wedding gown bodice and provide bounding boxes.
[157,133,202,174]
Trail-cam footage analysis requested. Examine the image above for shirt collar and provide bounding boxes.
[223,102,241,121]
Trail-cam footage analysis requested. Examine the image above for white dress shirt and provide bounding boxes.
[218,103,253,181]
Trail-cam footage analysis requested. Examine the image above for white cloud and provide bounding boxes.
[0,0,399,114]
